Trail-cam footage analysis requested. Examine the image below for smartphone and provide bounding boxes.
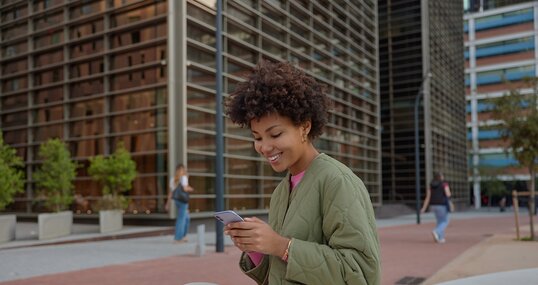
[214,210,244,225]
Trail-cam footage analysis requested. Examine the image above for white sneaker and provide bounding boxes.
[438,238,446,244]
[432,230,440,243]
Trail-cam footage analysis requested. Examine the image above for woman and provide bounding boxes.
[224,61,381,285]
[421,172,452,243]
[166,163,194,242]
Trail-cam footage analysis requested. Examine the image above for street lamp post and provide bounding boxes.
[215,0,224,252]
[414,72,432,225]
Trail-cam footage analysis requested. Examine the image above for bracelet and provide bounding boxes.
[281,239,292,262]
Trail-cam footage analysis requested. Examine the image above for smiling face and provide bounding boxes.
[251,113,316,175]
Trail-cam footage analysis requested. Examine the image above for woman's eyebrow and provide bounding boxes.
[252,125,279,135]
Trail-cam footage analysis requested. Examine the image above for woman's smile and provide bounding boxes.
[268,153,282,164]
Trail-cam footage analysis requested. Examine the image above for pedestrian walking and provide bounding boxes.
[166,163,194,242]
[421,172,452,243]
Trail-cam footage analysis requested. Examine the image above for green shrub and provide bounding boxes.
[0,133,25,211]
[89,143,136,210]
[93,194,129,211]
[33,139,78,212]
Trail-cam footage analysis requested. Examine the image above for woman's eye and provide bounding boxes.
[271,133,282,138]
[253,137,262,141]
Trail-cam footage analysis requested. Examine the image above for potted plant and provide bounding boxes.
[0,133,25,243]
[89,142,136,234]
[33,139,78,240]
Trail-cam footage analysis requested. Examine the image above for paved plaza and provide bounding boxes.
[0,209,537,285]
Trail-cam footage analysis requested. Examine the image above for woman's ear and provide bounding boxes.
[302,121,312,135]
[301,121,312,143]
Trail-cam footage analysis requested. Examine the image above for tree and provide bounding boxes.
[88,142,137,210]
[491,77,538,240]
[33,139,79,212]
[0,133,25,211]
[479,166,508,209]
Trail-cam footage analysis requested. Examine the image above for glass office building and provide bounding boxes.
[379,0,468,206]
[0,0,381,218]
[464,1,537,206]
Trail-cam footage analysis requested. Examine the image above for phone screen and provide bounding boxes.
[214,210,244,225]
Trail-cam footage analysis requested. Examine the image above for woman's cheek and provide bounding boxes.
[254,141,262,154]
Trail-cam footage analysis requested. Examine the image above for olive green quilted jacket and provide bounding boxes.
[239,154,381,285]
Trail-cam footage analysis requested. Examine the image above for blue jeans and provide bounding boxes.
[431,205,449,240]
[174,200,190,240]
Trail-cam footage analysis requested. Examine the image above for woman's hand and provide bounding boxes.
[164,199,170,211]
[224,217,288,257]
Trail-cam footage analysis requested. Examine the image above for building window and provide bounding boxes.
[476,65,535,85]
[475,8,533,31]
[475,36,534,58]
[131,31,140,43]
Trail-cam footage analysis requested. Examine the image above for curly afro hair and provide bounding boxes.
[225,60,330,140]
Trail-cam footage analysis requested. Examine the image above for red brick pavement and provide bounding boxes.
[379,215,523,285]
[1,215,525,285]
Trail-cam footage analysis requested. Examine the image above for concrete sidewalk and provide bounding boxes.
[425,230,538,285]
[437,268,538,285]
[0,209,536,285]
[0,222,174,251]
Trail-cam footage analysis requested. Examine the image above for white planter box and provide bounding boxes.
[0,215,16,243]
[99,210,123,234]
[38,211,72,240]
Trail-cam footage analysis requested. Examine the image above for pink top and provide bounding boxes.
[290,170,306,189]
[247,170,306,266]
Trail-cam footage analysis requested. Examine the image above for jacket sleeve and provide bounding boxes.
[284,174,381,285]
[239,251,270,285]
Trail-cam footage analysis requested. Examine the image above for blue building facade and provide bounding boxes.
[465,1,538,207]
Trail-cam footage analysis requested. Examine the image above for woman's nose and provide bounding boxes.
[256,141,273,154]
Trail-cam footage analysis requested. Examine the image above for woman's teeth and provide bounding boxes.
[269,154,281,162]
